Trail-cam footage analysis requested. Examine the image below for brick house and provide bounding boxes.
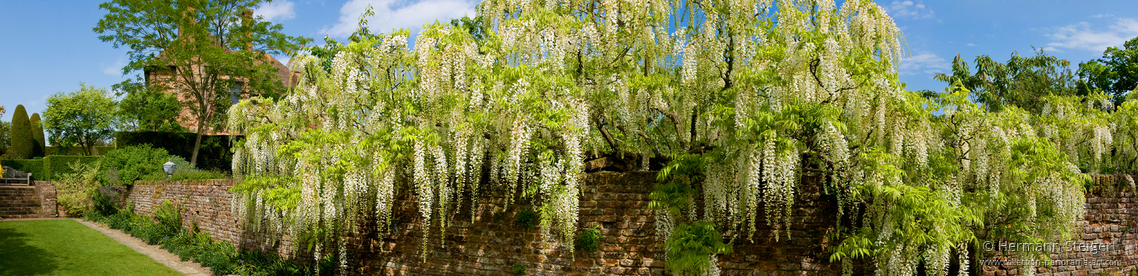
[144,8,298,135]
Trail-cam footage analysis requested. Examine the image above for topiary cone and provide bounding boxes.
[9,105,33,159]
[29,113,45,158]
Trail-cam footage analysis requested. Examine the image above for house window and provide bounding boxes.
[230,81,243,104]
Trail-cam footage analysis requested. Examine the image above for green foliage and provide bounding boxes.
[153,200,183,233]
[94,0,311,165]
[87,208,311,275]
[515,209,539,228]
[44,155,103,181]
[114,77,187,132]
[101,144,181,184]
[92,185,125,216]
[45,146,93,156]
[115,131,238,171]
[935,48,1078,113]
[43,83,119,156]
[651,154,704,218]
[1078,36,1138,104]
[574,226,603,252]
[29,113,45,158]
[169,169,228,180]
[1,159,45,180]
[0,120,10,156]
[56,160,103,215]
[664,222,731,276]
[511,263,526,276]
[9,105,32,159]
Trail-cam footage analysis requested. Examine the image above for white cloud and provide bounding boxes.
[966,43,976,47]
[255,0,297,22]
[322,0,477,39]
[1046,18,1138,52]
[1091,13,1113,19]
[886,1,934,20]
[102,60,126,76]
[898,51,950,76]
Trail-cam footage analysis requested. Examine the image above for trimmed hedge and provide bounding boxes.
[45,155,102,180]
[9,105,33,159]
[44,146,116,156]
[1,159,45,180]
[115,132,239,172]
[29,113,45,158]
[96,146,116,155]
[1,156,102,181]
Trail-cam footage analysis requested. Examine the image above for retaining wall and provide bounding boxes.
[118,174,1138,275]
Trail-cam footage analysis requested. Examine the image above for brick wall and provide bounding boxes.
[350,172,845,275]
[981,175,1138,276]
[122,179,293,256]
[33,180,57,217]
[119,174,1138,275]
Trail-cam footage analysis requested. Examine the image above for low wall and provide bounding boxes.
[33,181,57,218]
[120,174,1138,275]
[122,179,292,256]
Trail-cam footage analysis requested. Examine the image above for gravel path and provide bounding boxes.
[74,218,214,276]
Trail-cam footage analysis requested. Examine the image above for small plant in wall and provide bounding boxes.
[515,209,539,228]
[574,226,604,252]
[511,263,526,276]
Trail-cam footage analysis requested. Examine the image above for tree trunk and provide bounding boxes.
[190,116,205,167]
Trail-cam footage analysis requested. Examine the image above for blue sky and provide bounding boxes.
[1,0,1136,122]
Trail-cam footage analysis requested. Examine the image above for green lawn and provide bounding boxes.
[0,220,181,276]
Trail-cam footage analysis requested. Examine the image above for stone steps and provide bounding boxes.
[0,186,41,218]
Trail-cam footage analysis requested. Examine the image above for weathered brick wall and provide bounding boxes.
[352,172,845,275]
[125,180,237,241]
[981,175,1138,276]
[120,174,1138,275]
[33,180,57,218]
[123,179,293,256]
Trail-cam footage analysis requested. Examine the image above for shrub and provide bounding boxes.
[153,200,183,232]
[44,155,101,181]
[8,105,32,159]
[29,113,45,158]
[170,169,228,181]
[515,209,539,228]
[86,207,312,276]
[101,145,184,184]
[115,131,240,172]
[575,226,604,252]
[56,160,102,215]
[92,185,125,216]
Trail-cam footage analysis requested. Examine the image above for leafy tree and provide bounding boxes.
[9,105,33,159]
[43,83,120,156]
[0,121,10,156]
[935,48,1078,113]
[1078,36,1138,104]
[29,113,45,158]
[116,79,187,132]
[94,0,310,166]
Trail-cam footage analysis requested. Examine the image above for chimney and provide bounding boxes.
[242,8,253,51]
[178,6,196,40]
